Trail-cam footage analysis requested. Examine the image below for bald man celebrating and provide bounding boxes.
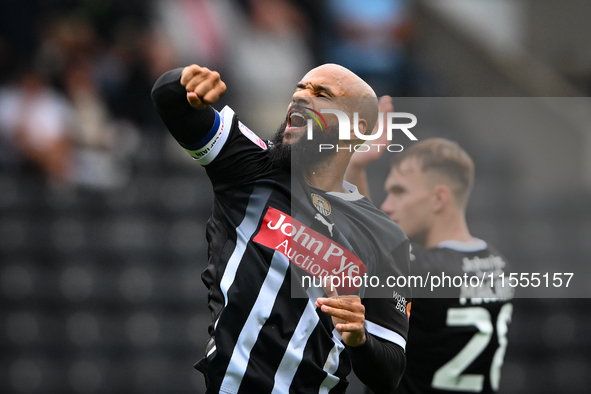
[152,64,410,394]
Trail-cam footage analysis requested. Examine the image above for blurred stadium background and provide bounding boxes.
[1,0,590,393]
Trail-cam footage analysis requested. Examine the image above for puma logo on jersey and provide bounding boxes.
[314,213,334,237]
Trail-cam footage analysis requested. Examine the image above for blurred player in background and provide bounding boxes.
[346,133,513,394]
[151,64,410,393]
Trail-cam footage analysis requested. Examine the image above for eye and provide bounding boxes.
[390,187,405,196]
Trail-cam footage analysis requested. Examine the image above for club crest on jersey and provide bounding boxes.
[311,193,331,216]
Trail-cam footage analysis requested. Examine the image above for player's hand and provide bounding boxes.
[315,284,367,347]
[348,95,393,170]
[181,64,226,109]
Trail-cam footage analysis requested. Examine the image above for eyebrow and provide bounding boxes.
[295,82,335,96]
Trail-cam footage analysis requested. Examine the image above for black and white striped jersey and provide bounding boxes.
[152,69,410,394]
[395,241,513,394]
[152,68,409,393]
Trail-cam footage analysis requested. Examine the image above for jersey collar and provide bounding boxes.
[437,238,487,252]
[326,181,364,201]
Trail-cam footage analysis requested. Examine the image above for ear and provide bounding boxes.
[349,117,367,140]
[433,184,452,213]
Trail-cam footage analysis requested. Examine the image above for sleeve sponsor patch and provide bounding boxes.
[238,122,267,150]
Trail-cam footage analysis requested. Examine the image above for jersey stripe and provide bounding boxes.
[319,334,346,393]
[220,251,290,392]
[216,184,273,329]
[365,320,407,351]
[271,301,320,393]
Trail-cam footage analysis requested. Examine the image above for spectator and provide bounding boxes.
[0,69,75,185]
[323,0,414,96]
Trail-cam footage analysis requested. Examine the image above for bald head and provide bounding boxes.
[300,64,379,133]
[305,64,376,98]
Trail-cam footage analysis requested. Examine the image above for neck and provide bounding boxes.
[423,209,473,248]
[302,152,351,193]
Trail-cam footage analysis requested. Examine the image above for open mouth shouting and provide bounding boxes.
[284,106,310,143]
[289,112,307,129]
[284,106,328,144]
[286,107,309,130]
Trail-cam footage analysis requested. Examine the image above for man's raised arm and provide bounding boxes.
[151,65,226,146]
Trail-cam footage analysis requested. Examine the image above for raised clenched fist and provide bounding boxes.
[180,65,227,109]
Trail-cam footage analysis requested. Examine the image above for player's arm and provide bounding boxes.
[356,237,411,393]
[152,66,269,189]
[344,96,393,200]
[316,283,407,393]
[315,298,405,394]
[349,333,406,394]
[151,65,226,147]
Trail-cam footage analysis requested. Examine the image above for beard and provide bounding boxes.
[267,120,340,170]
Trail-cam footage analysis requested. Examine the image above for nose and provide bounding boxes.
[381,196,395,218]
[292,90,312,106]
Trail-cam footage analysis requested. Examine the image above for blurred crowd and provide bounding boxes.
[0,0,418,189]
[3,2,590,394]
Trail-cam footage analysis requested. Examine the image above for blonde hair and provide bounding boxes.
[392,138,475,206]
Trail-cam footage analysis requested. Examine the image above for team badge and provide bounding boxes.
[311,193,331,216]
